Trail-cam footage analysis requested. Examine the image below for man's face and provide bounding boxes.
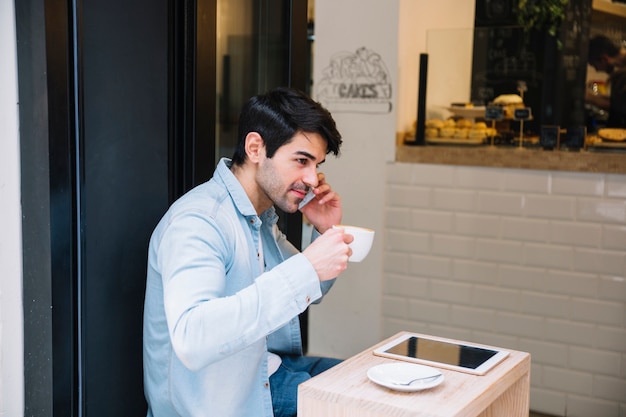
[256,131,327,213]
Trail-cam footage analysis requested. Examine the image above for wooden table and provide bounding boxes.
[298,331,530,417]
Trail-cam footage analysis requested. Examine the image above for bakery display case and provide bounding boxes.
[398,1,626,173]
[402,26,549,149]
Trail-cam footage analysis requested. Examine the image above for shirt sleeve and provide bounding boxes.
[273,222,336,302]
[156,212,322,372]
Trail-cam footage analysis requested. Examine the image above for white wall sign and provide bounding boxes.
[316,46,392,114]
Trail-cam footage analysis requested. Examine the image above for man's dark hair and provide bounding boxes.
[231,87,342,166]
[588,35,620,64]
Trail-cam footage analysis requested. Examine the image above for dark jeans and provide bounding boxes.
[269,354,342,417]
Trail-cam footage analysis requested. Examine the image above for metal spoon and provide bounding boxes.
[391,373,442,386]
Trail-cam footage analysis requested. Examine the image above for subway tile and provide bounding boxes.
[598,275,626,303]
[544,270,598,297]
[429,279,472,305]
[477,192,525,216]
[494,312,544,338]
[524,243,574,270]
[526,194,577,220]
[568,346,621,376]
[595,326,626,352]
[383,318,422,337]
[431,234,475,259]
[503,169,552,194]
[385,207,411,229]
[520,292,569,320]
[410,209,454,232]
[501,218,550,242]
[472,285,520,312]
[387,162,415,185]
[406,163,456,187]
[530,363,543,387]
[381,296,408,319]
[573,248,625,276]
[472,330,518,350]
[577,198,626,224]
[602,224,626,251]
[544,318,595,347]
[383,167,625,416]
[407,299,449,324]
[386,229,430,253]
[605,174,626,198]
[552,171,605,197]
[454,166,505,190]
[426,324,472,342]
[529,387,566,417]
[384,274,429,298]
[566,394,620,417]
[452,259,499,285]
[450,305,495,331]
[593,374,626,403]
[408,254,451,279]
[432,188,477,212]
[383,251,410,274]
[454,213,500,238]
[569,298,623,327]
[542,366,593,395]
[519,339,568,367]
[475,238,524,265]
[387,184,431,208]
[550,221,602,248]
[499,264,548,292]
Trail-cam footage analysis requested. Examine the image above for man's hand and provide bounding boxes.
[302,227,353,281]
[300,172,342,234]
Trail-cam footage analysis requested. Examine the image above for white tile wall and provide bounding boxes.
[384,162,626,417]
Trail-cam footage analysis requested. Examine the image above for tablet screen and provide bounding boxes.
[384,336,498,370]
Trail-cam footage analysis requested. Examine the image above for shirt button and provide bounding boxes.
[264,382,270,388]
[305,296,311,303]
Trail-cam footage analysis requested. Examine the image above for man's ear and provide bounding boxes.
[245,132,264,163]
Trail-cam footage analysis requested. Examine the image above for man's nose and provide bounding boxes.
[304,168,318,189]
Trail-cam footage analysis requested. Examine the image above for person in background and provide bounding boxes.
[586,35,626,127]
[143,87,351,417]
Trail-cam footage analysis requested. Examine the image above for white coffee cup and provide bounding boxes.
[332,225,375,262]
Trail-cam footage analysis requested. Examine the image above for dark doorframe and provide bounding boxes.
[172,0,217,197]
[16,0,58,414]
[17,0,308,415]
[17,0,205,414]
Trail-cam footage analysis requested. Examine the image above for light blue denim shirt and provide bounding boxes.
[143,158,334,417]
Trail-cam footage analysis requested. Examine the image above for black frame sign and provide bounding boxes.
[540,125,560,149]
[563,126,586,149]
[513,107,532,121]
[485,105,504,121]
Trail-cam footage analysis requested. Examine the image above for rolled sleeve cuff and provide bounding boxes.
[270,253,321,311]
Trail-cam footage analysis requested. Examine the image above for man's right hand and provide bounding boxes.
[302,227,353,281]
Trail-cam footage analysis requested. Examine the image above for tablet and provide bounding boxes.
[373,333,509,375]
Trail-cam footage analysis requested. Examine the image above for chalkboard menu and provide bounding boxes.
[472,0,593,134]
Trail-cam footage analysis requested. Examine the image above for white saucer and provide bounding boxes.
[367,362,444,392]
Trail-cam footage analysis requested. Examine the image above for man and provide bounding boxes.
[587,35,626,127]
[143,87,352,417]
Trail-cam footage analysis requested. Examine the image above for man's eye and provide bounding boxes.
[297,158,308,165]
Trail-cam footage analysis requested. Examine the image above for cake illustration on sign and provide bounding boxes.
[316,46,392,114]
